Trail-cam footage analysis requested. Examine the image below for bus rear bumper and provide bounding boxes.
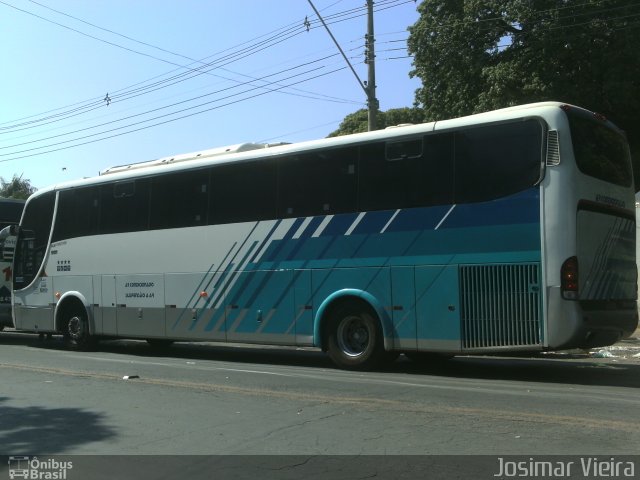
[547,286,638,349]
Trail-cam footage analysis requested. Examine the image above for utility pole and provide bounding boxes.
[306,0,379,131]
[365,0,378,131]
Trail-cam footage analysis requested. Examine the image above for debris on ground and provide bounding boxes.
[590,350,616,358]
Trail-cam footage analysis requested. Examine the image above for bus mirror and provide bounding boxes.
[9,224,20,236]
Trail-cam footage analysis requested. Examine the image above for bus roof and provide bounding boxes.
[31,101,595,196]
[100,142,291,176]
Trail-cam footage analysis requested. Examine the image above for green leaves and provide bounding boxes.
[408,0,640,186]
[0,174,36,200]
[327,107,425,137]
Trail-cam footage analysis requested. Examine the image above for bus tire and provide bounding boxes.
[326,302,385,370]
[62,306,95,351]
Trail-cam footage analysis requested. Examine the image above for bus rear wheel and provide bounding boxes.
[62,307,95,350]
[327,302,384,370]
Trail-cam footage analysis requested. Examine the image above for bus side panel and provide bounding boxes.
[166,271,226,341]
[311,266,392,340]
[415,265,461,352]
[14,277,54,332]
[293,269,313,345]
[390,266,417,351]
[92,275,103,335]
[0,260,13,327]
[225,270,296,345]
[14,305,54,332]
[100,275,117,335]
[115,274,165,338]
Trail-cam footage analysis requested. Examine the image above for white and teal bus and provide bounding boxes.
[0,198,25,330]
[10,102,637,369]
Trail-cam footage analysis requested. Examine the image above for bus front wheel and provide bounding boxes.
[326,302,384,370]
[62,307,94,350]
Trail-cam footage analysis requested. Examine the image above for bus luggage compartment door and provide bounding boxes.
[115,274,165,338]
[415,265,460,352]
[13,276,54,332]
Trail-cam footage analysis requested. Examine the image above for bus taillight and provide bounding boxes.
[561,256,579,300]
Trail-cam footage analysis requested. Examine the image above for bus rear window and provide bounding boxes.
[568,112,632,187]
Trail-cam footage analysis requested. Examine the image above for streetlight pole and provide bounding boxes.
[307,0,378,131]
[365,0,378,131]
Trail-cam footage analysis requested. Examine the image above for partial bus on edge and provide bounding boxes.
[10,102,637,369]
[0,198,25,330]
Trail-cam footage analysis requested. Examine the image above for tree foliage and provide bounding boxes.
[407,0,640,183]
[0,174,36,200]
[327,107,425,137]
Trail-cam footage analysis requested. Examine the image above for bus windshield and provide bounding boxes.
[0,198,25,328]
[567,110,632,187]
[13,192,55,290]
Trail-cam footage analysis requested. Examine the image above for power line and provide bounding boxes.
[0,10,310,131]
[26,0,207,64]
[0,66,350,164]
[8,0,628,140]
[0,0,200,70]
[256,119,346,143]
[0,54,348,152]
[0,5,301,129]
[0,43,370,146]
[0,0,415,165]
[0,0,409,133]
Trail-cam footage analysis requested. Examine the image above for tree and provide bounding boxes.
[407,0,640,184]
[327,107,425,137]
[0,174,36,199]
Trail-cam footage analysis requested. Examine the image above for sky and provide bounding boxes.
[0,0,421,190]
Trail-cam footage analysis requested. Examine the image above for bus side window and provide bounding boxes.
[13,192,55,289]
[100,179,150,234]
[454,120,544,204]
[422,133,454,206]
[210,160,277,225]
[150,169,209,229]
[386,138,423,161]
[359,142,399,211]
[53,187,100,241]
[277,147,357,218]
[359,135,453,212]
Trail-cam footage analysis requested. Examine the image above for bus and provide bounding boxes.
[0,198,25,330]
[9,102,637,369]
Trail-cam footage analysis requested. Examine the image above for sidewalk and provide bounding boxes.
[543,326,640,361]
[592,326,640,360]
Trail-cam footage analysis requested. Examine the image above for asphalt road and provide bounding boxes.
[1,330,639,459]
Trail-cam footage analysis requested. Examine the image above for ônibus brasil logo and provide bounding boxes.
[7,456,72,480]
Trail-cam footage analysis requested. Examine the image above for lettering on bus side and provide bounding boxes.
[124,282,155,288]
[124,282,156,299]
[595,194,625,209]
[125,292,155,299]
[56,260,72,272]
